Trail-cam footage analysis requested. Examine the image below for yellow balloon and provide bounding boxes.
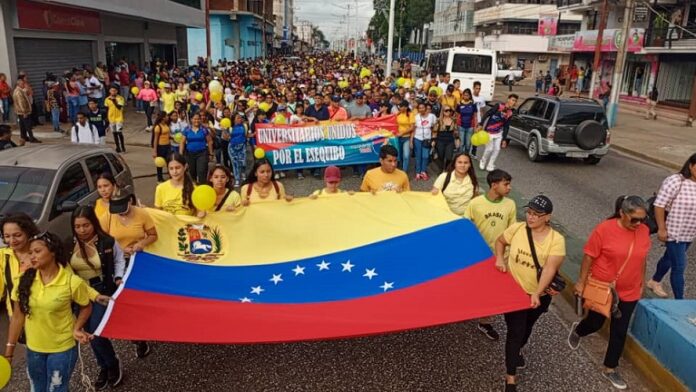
[274,114,287,124]
[397,77,405,87]
[192,185,216,211]
[220,118,231,129]
[363,83,371,90]
[158,81,166,89]
[195,92,203,101]
[309,68,315,75]
[0,356,10,389]
[254,148,265,159]
[173,133,183,143]
[247,99,257,108]
[154,157,166,168]
[130,87,139,96]
[360,68,371,79]
[208,80,223,93]
[210,90,223,103]
[478,131,490,145]
[338,80,349,89]
[258,102,271,112]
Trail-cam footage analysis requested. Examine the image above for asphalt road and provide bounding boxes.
[3,143,673,391]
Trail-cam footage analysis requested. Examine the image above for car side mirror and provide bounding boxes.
[57,200,78,213]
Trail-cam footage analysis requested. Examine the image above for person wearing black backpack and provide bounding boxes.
[431,152,479,217]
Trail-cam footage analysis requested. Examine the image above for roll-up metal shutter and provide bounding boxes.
[14,38,95,110]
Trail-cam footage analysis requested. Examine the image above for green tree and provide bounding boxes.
[368,0,434,51]
[312,26,330,49]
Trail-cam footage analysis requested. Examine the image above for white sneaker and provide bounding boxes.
[486,165,496,171]
[479,161,486,171]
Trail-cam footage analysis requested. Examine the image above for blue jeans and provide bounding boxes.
[414,138,430,174]
[67,96,80,124]
[85,299,118,369]
[1,97,9,122]
[228,143,247,183]
[399,137,411,172]
[26,345,78,392]
[459,127,473,154]
[51,107,61,131]
[136,99,144,112]
[652,241,691,299]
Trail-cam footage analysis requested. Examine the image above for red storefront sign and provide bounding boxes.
[16,0,101,34]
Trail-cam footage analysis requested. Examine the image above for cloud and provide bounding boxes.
[295,0,375,41]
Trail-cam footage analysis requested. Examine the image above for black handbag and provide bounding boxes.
[526,226,566,294]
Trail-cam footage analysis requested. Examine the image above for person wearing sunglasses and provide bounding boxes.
[494,195,566,392]
[569,195,651,390]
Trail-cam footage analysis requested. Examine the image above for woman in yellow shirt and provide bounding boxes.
[431,152,479,216]
[396,101,415,172]
[241,158,292,205]
[205,165,242,214]
[494,195,565,392]
[0,213,40,317]
[100,192,158,260]
[94,172,119,220]
[4,232,108,391]
[153,112,172,183]
[154,153,196,216]
[71,206,125,388]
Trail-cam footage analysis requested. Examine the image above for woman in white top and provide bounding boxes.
[411,102,437,181]
[431,152,479,216]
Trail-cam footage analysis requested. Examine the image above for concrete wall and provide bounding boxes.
[51,0,205,28]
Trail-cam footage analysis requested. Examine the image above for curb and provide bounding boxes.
[610,144,682,171]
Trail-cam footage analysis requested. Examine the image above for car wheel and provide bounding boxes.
[527,136,544,162]
[583,155,602,165]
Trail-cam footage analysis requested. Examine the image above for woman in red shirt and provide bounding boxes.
[569,195,651,390]
[0,73,11,122]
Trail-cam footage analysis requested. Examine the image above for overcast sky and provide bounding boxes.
[295,0,375,42]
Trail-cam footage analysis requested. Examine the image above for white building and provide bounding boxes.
[273,0,294,52]
[431,0,476,48]
[473,0,582,78]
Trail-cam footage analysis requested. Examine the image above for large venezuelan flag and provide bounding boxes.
[96,193,530,343]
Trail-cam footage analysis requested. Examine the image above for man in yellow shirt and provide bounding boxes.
[105,86,126,153]
[360,145,410,193]
[464,169,516,341]
[161,84,177,114]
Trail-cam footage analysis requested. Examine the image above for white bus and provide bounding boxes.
[424,47,497,101]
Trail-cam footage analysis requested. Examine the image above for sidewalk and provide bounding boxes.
[494,83,695,170]
[10,87,696,170]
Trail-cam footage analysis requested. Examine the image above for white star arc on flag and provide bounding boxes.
[292,265,305,276]
[270,274,283,285]
[341,260,355,272]
[317,260,330,271]
[239,297,252,303]
[250,286,264,295]
[363,268,378,280]
[380,282,395,292]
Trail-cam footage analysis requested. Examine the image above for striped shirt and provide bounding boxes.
[654,174,696,242]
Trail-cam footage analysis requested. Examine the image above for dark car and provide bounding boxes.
[506,96,610,164]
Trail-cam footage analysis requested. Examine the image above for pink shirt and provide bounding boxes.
[137,88,158,102]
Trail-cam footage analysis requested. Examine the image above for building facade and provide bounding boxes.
[272,0,294,53]
[473,0,582,78]
[187,0,274,64]
[431,0,476,48]
[0,0,204,102]
[558,0,695,111]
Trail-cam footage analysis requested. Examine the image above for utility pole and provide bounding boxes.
[205,0,212,72]
[386,0,396,76]
[607,0,634,127]
[397,0,404,59]
[588,0,609,99]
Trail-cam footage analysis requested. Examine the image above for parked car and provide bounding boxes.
[0,145,134,245]
[505,96,610,164]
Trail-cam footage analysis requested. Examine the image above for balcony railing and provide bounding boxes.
[646,25,696,48]
[556,0,582,8]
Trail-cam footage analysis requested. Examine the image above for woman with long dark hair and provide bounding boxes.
[205,165,241,214]
[3,232,108,391]
[433,105,457,173]
[71,206,125,389]
[154,152,196,216]
[396,101,415,172]
[94,172,119,220]
[152,111,171,182]
[570,196,651,390]
[0,213,40,318]
[431,152,479,216]
[647,153,696,299]
[241,158,292,206]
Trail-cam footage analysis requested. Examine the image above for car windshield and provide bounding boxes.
[0,167,55,220]
[557,104,607,125]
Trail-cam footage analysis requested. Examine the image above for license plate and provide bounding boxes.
[566,152,589,158]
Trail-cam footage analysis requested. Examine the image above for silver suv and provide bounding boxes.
[0,145,134,244]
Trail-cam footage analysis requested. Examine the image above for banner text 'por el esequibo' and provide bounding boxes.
[256,117,399,170]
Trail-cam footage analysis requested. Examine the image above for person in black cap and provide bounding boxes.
[494,194,566,392]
